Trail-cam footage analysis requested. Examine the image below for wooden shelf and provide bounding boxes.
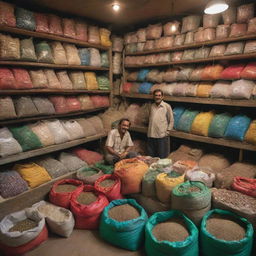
[125,53,256,68]
[0,60,109,70]
[0,107,107,126]
[0,25,109,50]
[121,93,256,107]
[0,133,106,166]
[125,33,256,56]
[0,89,110,95]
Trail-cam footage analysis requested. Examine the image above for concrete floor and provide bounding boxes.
[25,229,145,256]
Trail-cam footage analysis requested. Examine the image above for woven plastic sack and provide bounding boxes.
[197,83,213,97]
[112,36,124,52]
[191,111,215,136]
[0,1,15,27]
[0,97,16,120]
[203,14,220,28]
[15,7,35,31]
[182,49,195,60]
[50,41,67,65]
[75,20,87,41]
[66,97,82,112]
[58,153,86,172]
[176,66,193,81]
[56,71,73,89]
[20,38,37,61]
[62,18,76,38]
[0,34,20,59]
[35,41,54,63]
[99,28,111,46]
[194,28,204,42]
[230,23,247,37]
[200,209,254,256]
[184,83,198,97]
[139,82,153,94]
[14,163,51,188]
[44,69,61,89]
[216,25,230,39]
[203,28,216,41]
[29,70,48,88]
[194,47,210,59]
[237,3,254,23]
[163,21,180,36]
[146,23,162,39]
[88,26,100,44]
[76,95,93,110]
[222,7,236,25]
[209,44,226,57]
[201,65,224,80]
[0,128,22,157]
[14,96,39,117]
[75,118,97,137]
[62,120,84,140]
[173,107,186,129]
[174,34,185,46]
[89,48,101,67]
[113,52,122,74]
[177,109,199,133]
[210,81,231,98]
[241,62,256,79]
[244,40,256,54]
[84,72,98,90]
[86,116,104,134]
[49,96,68,113]
[35,13,49,33]
[172,82,187,96]
[224,42,244,55]
[247,17,256,34]
[9,125,42,151]
[12,68,33,89]
[189,66,204,81]
[224,115,251,141]
[220,64,246,80]
[182,15,201,33]
[63,43,81,65]
[230,79,254,99]
[76,166,103,184]
[29,121,55,147]
[69,71,86,89]
[48,14,63,35]
[245,120,256,145]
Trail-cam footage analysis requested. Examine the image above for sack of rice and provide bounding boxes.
[12,68,33,89]
[20,38,37,61]
[58,152,87,172]
[100,199,147,251]
[0,1,16,27]
[76,166,104,185]
[63,43,81,65]
[0,96,16,120]
[0,34,20,60]
[35,41,54,63]
[32,97,55,115]
[14,96,39,117]
[69,71,86,89]
[48,14,63,35]
[73,148,103,165]
[44,69,61,89]
[61,120,84,140]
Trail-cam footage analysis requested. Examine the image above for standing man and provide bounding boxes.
[147,89,174,158]
[105,118,137,165]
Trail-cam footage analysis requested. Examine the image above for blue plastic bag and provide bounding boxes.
[137,69,150,82]
[139,82,153,94]
[173,107,186,129]
[78,48,90,66]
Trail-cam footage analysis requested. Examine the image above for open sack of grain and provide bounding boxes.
[76,166,104,185]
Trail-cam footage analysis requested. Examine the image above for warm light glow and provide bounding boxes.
[170,24,177,32]
[204,0,229,14]
[112,3,120,12]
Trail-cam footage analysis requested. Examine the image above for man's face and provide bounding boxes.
[119,120,130,134]
[153,91,163,104]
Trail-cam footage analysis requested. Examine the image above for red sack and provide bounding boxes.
[94,174,124,201]
[122,82,133,93]
[220,64,246,80]
[65,97,81,112]
[35,13,49,33]
[75,21,88,41]
[0,1,16,27]
[70,185,109,229]
[90,95,110,108]
[0,68,17,89]
[241,62,256,80]
[12,69,33,89]
[62,18,76,38]
[49,179,84,208]
[232,176,256,197]
[48,14,63,35]
[73,148,103,165]
[49,96,68,113]
[0,226,48,256]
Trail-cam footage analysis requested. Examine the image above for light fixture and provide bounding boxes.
[112,3,120,12]
[204,0,229,14]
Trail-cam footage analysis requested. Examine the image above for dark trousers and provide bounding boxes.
[147,137,170,159]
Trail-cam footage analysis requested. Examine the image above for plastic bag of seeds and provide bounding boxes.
[224,42,245,55]
[88,26,100,44]
[0,1,16,27]
[49,179,84,208]
[70,185,109,229]
[112,36,124,52]
[29,70,48,88]
[84,72,99,90]
[49,96,68,114]
[0,68,17,89]
[216,25,230,39]
[65,97,82,112]
[63,43,81,65]
[184,32,194,45]
[203,14,220,28]
[182,15,201,33]
[76,166,104,185]
[146,23,162,39]
[163,21,180,36]
[61,120,84,140]
[222,7,236,25]
[0,34,20,60]
[69,71,86,89]
[209,81,231,98]
[237,3,255,24]
[244,40,256,54]
[230,23,247,38]
[173,107,186,129]
[209,44,226,57]
[56,71,73,89]
[77,95,94,110]
[44,69,61,89]
[50,41,68,65]
[35,13,49,33]
[177,109,199,133]
[142,169,163,197]
[99,28,111,47]
[230,79,254,99]
[78,48,90,66]
[101,51,109,67]
[12,68,33,89]
[86,116,104,134]
[75,20,87,41]
[208,113,232,138]
[20,38,37,61]
[75,118,97,137]
[35,41,54,63]
[58,152,87,172]
[48,14,63,35]
[0,96,16,120]
[73,148,103,165]
[62,18,76,38]
[194,47,210,59]
[15,7,35,31]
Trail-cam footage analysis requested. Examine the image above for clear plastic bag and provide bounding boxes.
[224,42,245,55]
[32,97,55,115]
[75,20,87,41]
[61,120,84,140]
[66,97,81,112]
[49,96,68,113]
[0,97,16,120]
[144,40,155,51]
[48,14,63,35]
[157,53,171,63]
[155,36,174,49]
[230,23,247,37]
[147,69,159,82]
[62,18,76,38]
[56,71,73,89]
[78,48,90,66]
[88,26,100,44]
[172,82,188,96]
[84,72,98,90]
[194,27,204,43]
[12,68,33,89]
[184,83,198,97]
[182,49,195,60]
[189,66,204,81]
[203,14,220,28]
[184,32,194,45]
[97,76,110,90]
[163,68,179,82]
[230,79,255,99]
[101,52,109,68]
[244,40,256,54]
[58,152,86,171]
[237,3,255,24]
[75,118,97,137]
[216,25,230,39]
[20,38,37,61]
[196,82,213,98]
[146,23,162,39]
[171,51,183,61]
[124,33,137,44]
[209,44,226,57]
[35,13,49,33]
[14,96,39,117]
[50,41,67,65]
[163,21,180,36]
[181,15,201,33]
[35,41,54,63]
[0,1,16,27]
[86,116,104,134]
[0,34,20,60]
[210,81,231,98]
[222,7,236,25]
[0,68,17,89]
[194,47,210,59]
[15,7,35,31]
[44,69,61,89]
[113,53,122,74]
[99,28,111,47]
[247,18,256,34]
[112,36,124,52]
[220,63,246,80]
[203,28,216,41]
[29,70,48,88]
[176,66,194,81]
[137,28,146,42]
[77,95,94,110]
[69,71,86,89]
[137,42,145,52]
[89,48,101,67]
[63,43,81,65]
[173,34,185,46]
[46,120,71,144]
[161,83,176,95]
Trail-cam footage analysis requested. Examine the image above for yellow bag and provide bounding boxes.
[14,163,51,188]
[191,111,215,136]
[84,72,98,90]
[99,28,112,47]
[196,82,213,98]
[245,120,256,145]
[155,173,184,203]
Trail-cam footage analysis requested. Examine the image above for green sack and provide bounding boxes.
[142,169,162,197]
[9,126,42,151]
[145,210,199,256]
[35,41,54,63]
[100,199,148,251]
[97,76,110,90]
[177,110,199,133]
[208,113,232,138]
[94,162,114,174]
[101,52,109,67]
[200,209,254,256]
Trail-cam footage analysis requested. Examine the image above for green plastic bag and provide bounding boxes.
[9,126,42,151]
[35,41,54,63]
[142,169,162,197]
[145,210,199,256]
[94,162,114,174]
[100,199,148,251]
[177,110,199,133]
[101,52,109,67]
[97,76,110,90]
[200,209,254,256]
[208,113,232,138]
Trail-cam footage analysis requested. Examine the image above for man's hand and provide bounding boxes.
[120,151,128,159]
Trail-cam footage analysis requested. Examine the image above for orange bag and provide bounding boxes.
[201,65,224,80]
[196,82,213,98]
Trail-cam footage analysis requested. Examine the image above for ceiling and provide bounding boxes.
[14,0,244,32]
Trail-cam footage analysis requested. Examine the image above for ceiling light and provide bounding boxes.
[112,3,120,12]
[204,0,229,14]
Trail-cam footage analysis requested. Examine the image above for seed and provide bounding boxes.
[9,219,37,232]
[55,184,78,193]
[108,204,140,221]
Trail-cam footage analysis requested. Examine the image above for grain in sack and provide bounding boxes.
[20,38,37,61]
[34,13,49,33]
[0,1,16,27]
[14,96,39,117]
[58,152,87,172]
[0,34,20,59]
[73,148,103,165]
[48,14,63,35]
[62,18,76,38]
[29,70,48,88]
[75,20,87,41]
[12,68,33,89]
[63,43,81,65]
[69,71,86,89]
[56,71,73,89]
[49,96,68,113]
[0,96,16,120]
[88,26,100,44]
[32,97,55,115]
[65,97,82,112]
[50,41,67,65]
[15,7,35,31]
[35,41,54,63]
[61,120,84,140]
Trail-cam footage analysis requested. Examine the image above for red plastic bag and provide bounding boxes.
[65,97,81,112]
[232,176,256,197]
[0,68,17,89]
[0,226,48,256]
[0,1,16,27]
[90,95,110,108]
[75,21,87,41]
[12,68,33,89]
[35,13,49,33]
[73,148,103,165]
[220,64,246,80]
[122,82,133,93]
[241,62,256,79]
[48,14,63,35]
[62,18,76,38]
[70,185,109,229]
[49,179,84,208]
[49,96,68,113]
[94,174,123,201]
